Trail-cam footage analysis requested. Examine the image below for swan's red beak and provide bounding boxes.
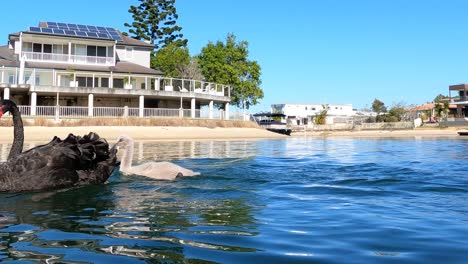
[0,108,3,119]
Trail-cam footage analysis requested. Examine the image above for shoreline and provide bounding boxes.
[292,128,466,138]
[0,126,287,143]
[0,126,466,143]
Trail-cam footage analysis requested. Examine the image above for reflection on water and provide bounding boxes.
[0,140,259,162]
[1,138,468,263]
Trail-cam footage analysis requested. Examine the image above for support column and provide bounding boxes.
[139,95,144,117]
[3,88,10,100]
[209,101,214,119]
[88,94,94,117]
[30,92,37,116]
[225,102,230,120]
[191,98,196,118]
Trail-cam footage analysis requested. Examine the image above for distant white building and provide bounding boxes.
[271,103,356,125]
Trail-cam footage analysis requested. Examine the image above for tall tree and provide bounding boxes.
[151,42,190,77]
[371,99,387,122]
[124,0,187,50]
[198,34,263,108]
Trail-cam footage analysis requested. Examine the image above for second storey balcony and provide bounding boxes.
[0,66,231,104]
[21,51,114,66]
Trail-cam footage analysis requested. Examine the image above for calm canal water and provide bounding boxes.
[1,137,467,263]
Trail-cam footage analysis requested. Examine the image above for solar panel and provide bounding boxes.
[97,33,109,39]
[29,27,41,32]
[53,29,65,34]
[42,28,53,33]
[30,22,122,41]
[64,30,76,36]
[86,32,98,38]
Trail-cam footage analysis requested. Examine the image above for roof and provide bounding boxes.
[449,84,468,91]
[23,61,163,75]
[253,112,286,117]
[13,22,154,49]
[0,45,16,61]
[408,103,457,111]
[119,34,154,48]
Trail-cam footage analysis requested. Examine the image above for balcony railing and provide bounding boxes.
[22,52,114,66]
[14,105,250,121]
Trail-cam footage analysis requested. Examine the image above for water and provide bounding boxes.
[1,138,467,263]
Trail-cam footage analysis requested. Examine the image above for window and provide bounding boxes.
[43,44,52,53]
[23,42,32,52]
[113,78,124,88]
[53,44,67,54]
[33,43,42,52]
[8,74,15,84]
[74,44,86,56]
[97,46,106,57]
[101,77,109,88]
[87,46,97,56]
[76,77,94,87]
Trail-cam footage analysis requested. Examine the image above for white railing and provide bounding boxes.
[70,55,113,65]
[36,106,56,116]
[144,108,180,117]
[59,106,88,117]
[94,107,125,117]
[13,105,249,121]
[22,52,113,66]
[22,51,69,62]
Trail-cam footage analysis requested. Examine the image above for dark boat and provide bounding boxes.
[458,130,468,136]
[253,113,292,136]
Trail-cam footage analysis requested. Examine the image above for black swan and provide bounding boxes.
[0,99,119,193]
[116,135,199,180]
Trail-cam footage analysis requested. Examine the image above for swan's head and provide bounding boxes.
[0,99,17,118]
[116,134,134,148]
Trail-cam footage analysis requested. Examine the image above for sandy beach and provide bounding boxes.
[0,126,287,143]
[293,128,467,138]
[0,126,466,143]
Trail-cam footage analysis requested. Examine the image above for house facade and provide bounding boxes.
[448,84,468,118]
[271,103,356,125]
[0,22,233,119]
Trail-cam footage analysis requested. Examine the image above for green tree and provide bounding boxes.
[433,94,449,120]
[151,42,190,77]
[386,102,407,122]
[124,0,187,50]
[314,105,328,125]
[198,33,263,108]
[433,94,448,103]
[371,99,387,122]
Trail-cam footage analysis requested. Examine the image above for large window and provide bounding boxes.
[77,77,94,87]
[33,43,42,52]
[43,44,52,53]
[101,77,109,88]
[87,46,97,56]
[87,45,107,57]
[113,78,124,88]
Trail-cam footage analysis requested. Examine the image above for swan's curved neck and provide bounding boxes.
[8,105,24,160]
[120,140,134,172]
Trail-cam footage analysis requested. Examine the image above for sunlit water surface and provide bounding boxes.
[1,138,467,263]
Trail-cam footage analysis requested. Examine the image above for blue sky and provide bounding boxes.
[2,0,468,112]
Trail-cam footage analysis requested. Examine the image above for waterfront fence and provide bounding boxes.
[14,105,248,121]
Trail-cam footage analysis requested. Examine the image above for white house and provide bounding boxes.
[271,103,356,125]
[0,21,232,119]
